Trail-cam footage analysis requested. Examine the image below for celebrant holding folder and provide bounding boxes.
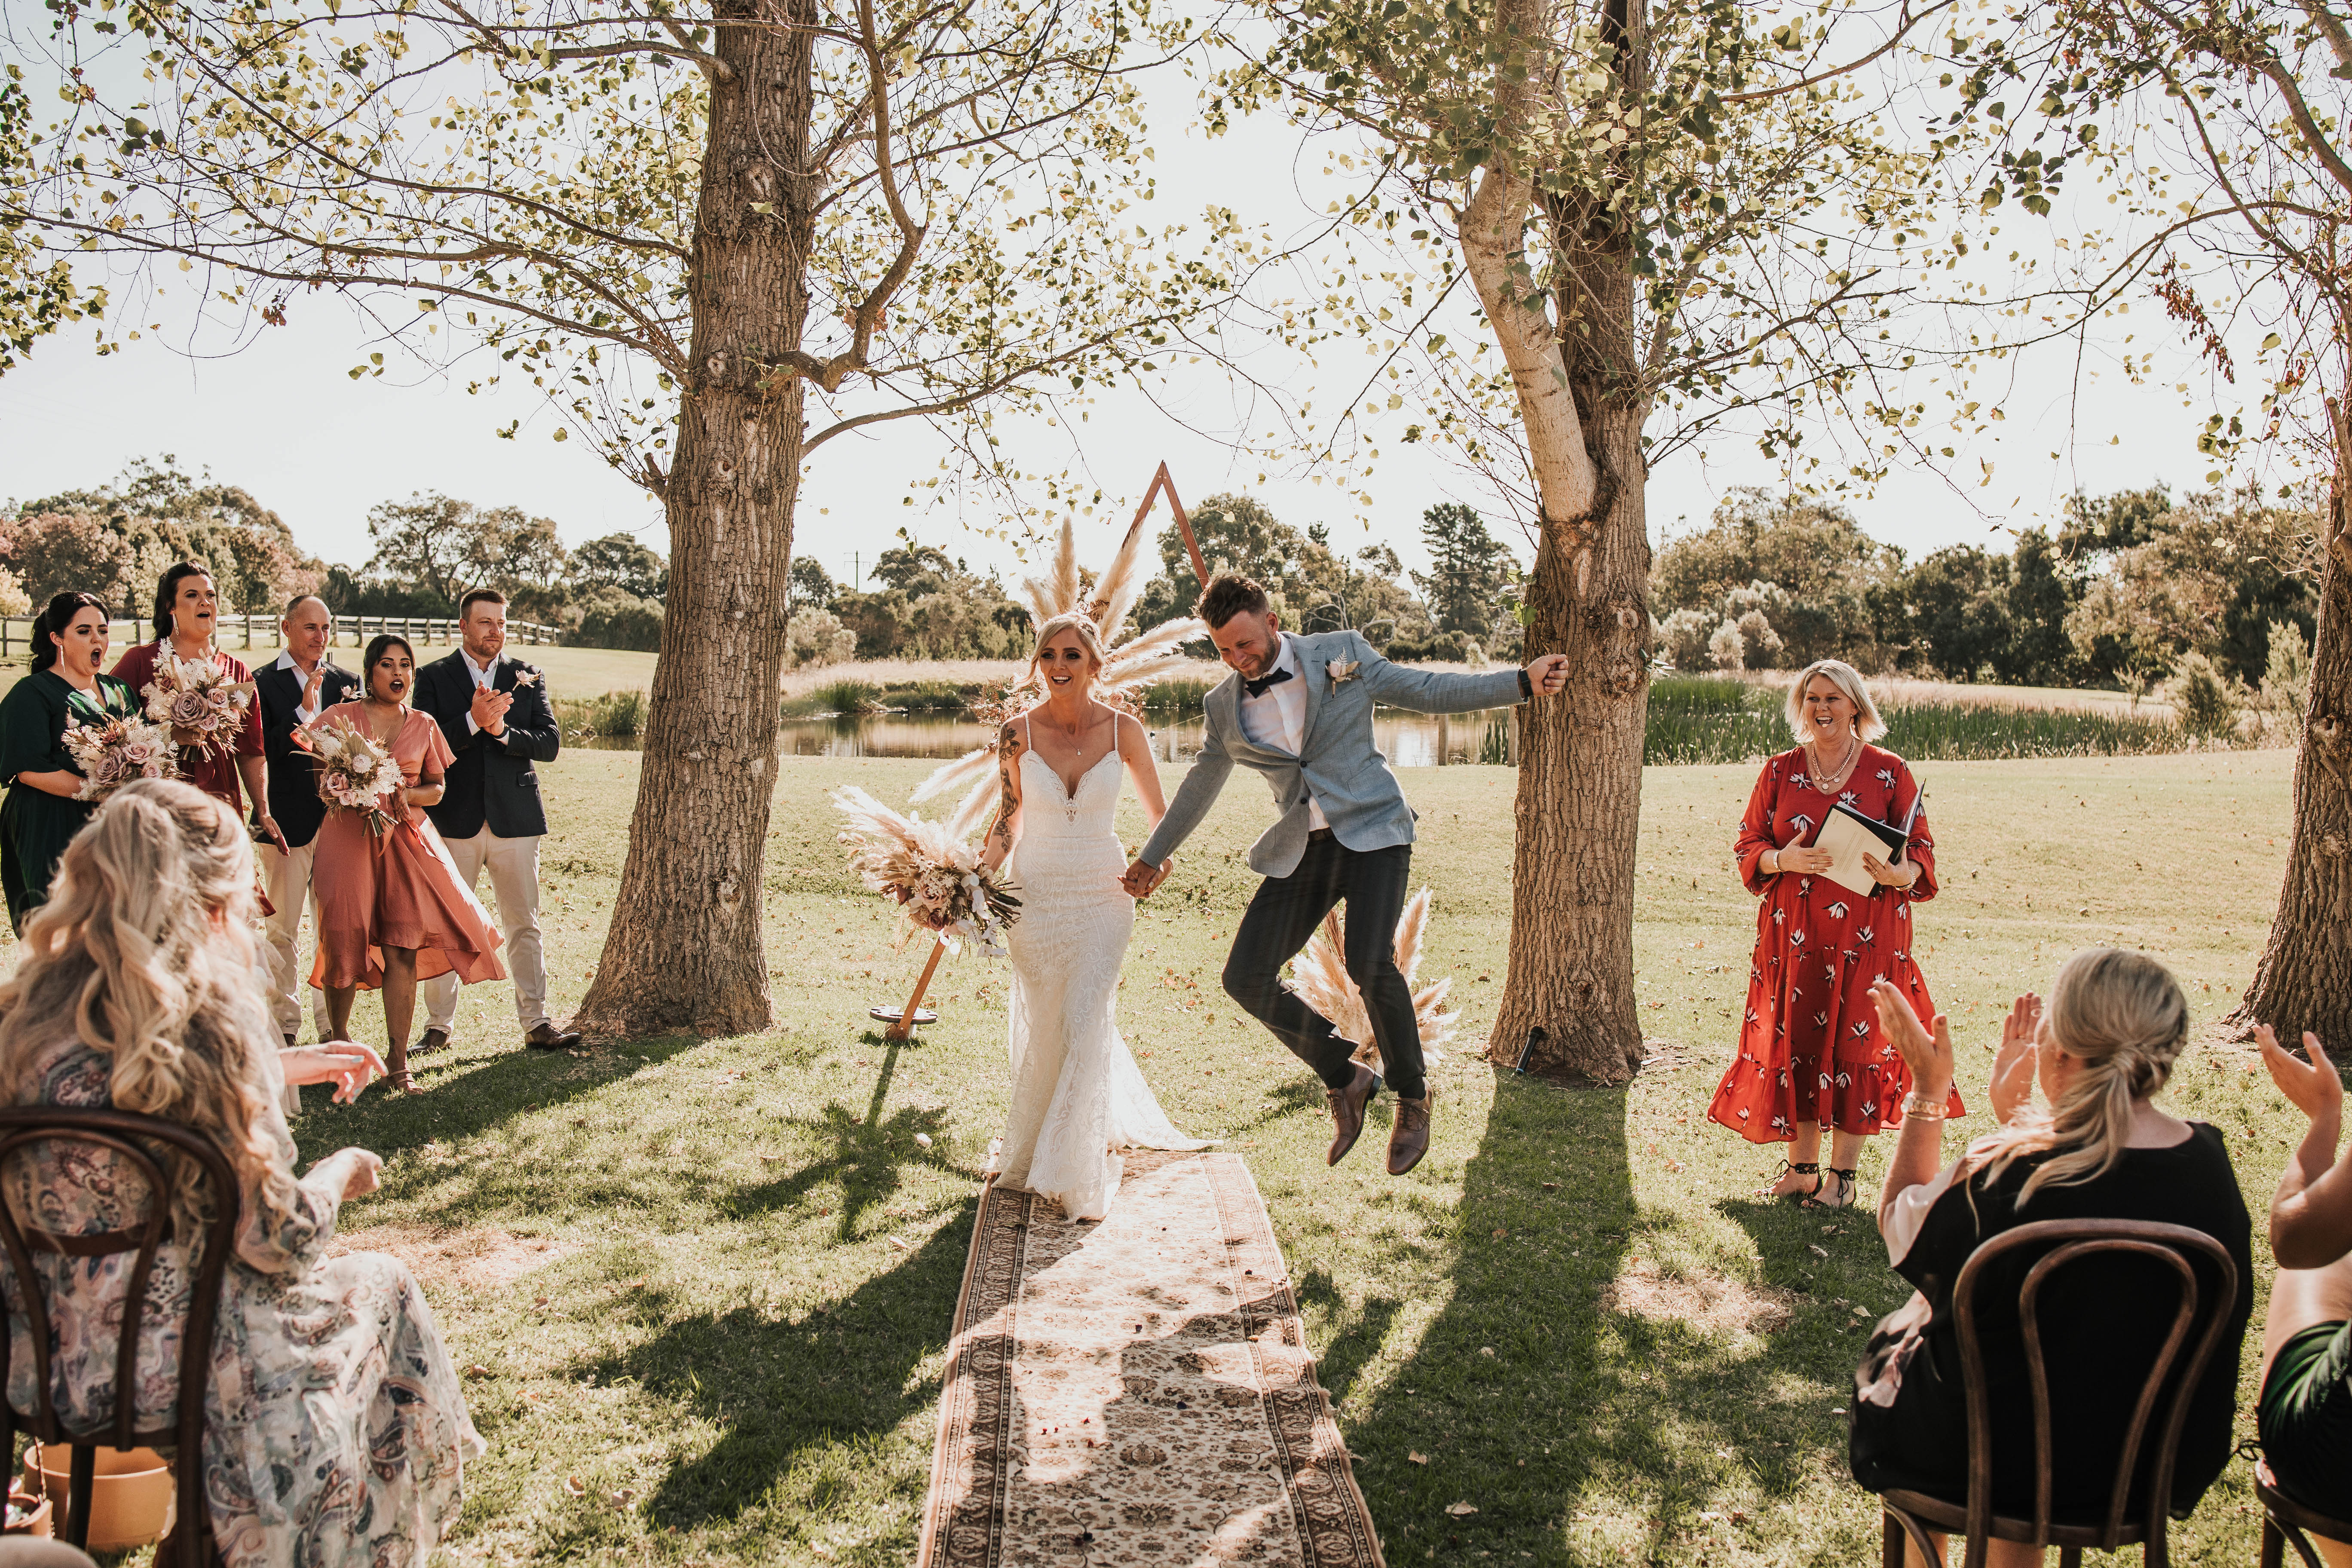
[1706,658,1963,1210]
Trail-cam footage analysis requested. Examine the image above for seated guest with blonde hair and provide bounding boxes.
[0,778,482,1568]
[1850,949,2253,1568]
[2253,1023,2352,1565]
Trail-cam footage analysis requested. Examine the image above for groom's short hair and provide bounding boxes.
[1196,574,1271,628]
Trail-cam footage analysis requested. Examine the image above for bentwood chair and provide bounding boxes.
[2257,1457,2352,1568]
[0,1107,236,1565]
[1875,1218,2239,1568]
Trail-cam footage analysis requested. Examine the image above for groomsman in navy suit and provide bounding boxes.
[413,588,582,1053]
[252,594,359,1048]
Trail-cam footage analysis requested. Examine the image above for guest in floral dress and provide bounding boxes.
[0,778,480,1568]
[1706,659,1963,1210]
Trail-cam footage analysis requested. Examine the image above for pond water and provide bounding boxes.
[577,708,1521,767]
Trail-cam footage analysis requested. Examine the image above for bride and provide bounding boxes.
[980,611,1207,1219]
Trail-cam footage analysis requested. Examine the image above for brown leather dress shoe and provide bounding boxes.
[1325,1062,1381,1166]
[411,1027,452,1057]
[1387,1088,1436,1176]
[525,1021,585,1051]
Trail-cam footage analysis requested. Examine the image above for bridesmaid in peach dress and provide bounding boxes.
[309,635,505,1093]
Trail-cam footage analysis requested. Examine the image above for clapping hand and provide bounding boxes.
[1990,993,2043,1125]
[2257,1025,2343,1133]
[282,1041,388,1104]
[1869,979,1953,1101]
[469,685,512,735]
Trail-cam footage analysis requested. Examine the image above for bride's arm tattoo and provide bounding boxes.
[991,722,1023,849]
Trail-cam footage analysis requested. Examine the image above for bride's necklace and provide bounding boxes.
[1806,732,1859,792]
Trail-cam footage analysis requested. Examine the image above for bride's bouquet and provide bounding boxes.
[140,649,256,759]
[292,714,408,836]
[832,785,1021,956]
[60,712,179,802]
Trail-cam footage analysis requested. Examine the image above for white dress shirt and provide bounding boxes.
[461,648,502,735]
[271,649,328,726]
[1236,634,1326,830]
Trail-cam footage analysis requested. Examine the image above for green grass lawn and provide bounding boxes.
[13,747,2305,1566]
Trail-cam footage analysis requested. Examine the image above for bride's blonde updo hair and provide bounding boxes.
[0,778,297,1234]
[1026,611,1107,694]
[1971,947,2191,1205]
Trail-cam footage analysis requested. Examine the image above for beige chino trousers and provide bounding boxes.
[420,827,549,1036]
[260,838,331,1115]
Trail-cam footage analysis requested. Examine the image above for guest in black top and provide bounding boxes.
[253,595,361,1049]
[410,588,578,1054]
[1851,950,2253,1565]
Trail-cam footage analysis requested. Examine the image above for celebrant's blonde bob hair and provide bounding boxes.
[1785,658,1886,744]
[1028,612,1107,686]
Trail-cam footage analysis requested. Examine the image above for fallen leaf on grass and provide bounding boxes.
[888,1235,910,1251]
[1408,1452,1428,1465]
[465,1364,492,1379]
[564,1476,585,1497]
[1807,1244,1829,1258]
[1446,1501,1478,1517]
[914,1133,933,1148]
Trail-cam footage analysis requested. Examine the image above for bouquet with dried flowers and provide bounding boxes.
[60,712,179,802]
[293,714,410,836]
[1285,886,1457,1066]
[832,785,1021,955]
[140,649,256,759]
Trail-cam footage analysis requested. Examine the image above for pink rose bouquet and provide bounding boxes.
[294,714,408,836]
[60,713,180,802]
[140,649,256,759]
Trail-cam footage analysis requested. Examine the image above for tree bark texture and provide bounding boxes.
[574,0,813,1036]
[2232,427,2352,1047]
[1479,0,1652,1083]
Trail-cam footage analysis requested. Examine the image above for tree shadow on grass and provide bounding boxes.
[567,1208,974,1540]
[1341,1067,1877,1565]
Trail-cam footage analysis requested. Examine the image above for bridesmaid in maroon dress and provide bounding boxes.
[108,562,268,829]
[309,636,505,1093]
[1706,659,1963,1210]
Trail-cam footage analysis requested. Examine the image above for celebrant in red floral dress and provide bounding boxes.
[1706,659,1963,1210]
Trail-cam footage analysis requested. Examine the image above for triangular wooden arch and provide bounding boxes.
[1123,460,1206,588]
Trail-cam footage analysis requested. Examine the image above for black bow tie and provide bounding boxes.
[1242,667,1293,700]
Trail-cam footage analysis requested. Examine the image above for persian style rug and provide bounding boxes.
[916,1151,1386,1568]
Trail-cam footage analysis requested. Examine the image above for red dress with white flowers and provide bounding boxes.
[1706,744,1963,1143]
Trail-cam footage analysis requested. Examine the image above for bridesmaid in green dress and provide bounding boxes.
[0,592,138,931]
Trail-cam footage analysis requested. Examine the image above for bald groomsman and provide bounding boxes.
[253,594,360,1048]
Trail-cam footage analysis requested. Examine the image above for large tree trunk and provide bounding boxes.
[1470,0,1651,1083]
[2232,416,2352,1047]
[573,0,812,1037]
[1487,258,1651,1084]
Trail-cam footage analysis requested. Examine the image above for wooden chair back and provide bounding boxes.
[0,1107,236,1565]
[1879,1216,2239,1568]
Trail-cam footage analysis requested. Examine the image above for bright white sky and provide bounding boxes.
[0,17,2256,596]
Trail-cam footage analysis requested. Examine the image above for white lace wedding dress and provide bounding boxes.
[993,745,1206,1220]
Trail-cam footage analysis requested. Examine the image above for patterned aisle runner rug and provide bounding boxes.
[917,1150,1386,1568]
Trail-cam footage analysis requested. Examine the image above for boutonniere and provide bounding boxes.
[1327,658,1360,684]
[510,669,541,689]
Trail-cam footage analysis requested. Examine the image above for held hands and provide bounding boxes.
[1989,993,2043,1125]
[2257,1025,2343,1135]
[1523,653,1569,696]
[282,1042,389,1105]
[469,685,512,736]
[1119,857,1171,899]
[1868,979,1953,1103]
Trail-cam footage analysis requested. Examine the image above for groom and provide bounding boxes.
[1123,574,1568,1176]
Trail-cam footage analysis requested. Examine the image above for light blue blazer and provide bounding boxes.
[1137,629,1526,879]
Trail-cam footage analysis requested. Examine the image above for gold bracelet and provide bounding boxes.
[1900,1091,1948,1121]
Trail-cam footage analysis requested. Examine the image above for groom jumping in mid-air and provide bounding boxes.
[1122,574,1568,1176]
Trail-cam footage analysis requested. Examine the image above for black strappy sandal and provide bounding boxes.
[1760,1160,1820,1204]
[1801,1167,1858,1210]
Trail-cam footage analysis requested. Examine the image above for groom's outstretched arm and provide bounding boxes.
[1354,630,1531,714]
[1127,720,1234,891]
